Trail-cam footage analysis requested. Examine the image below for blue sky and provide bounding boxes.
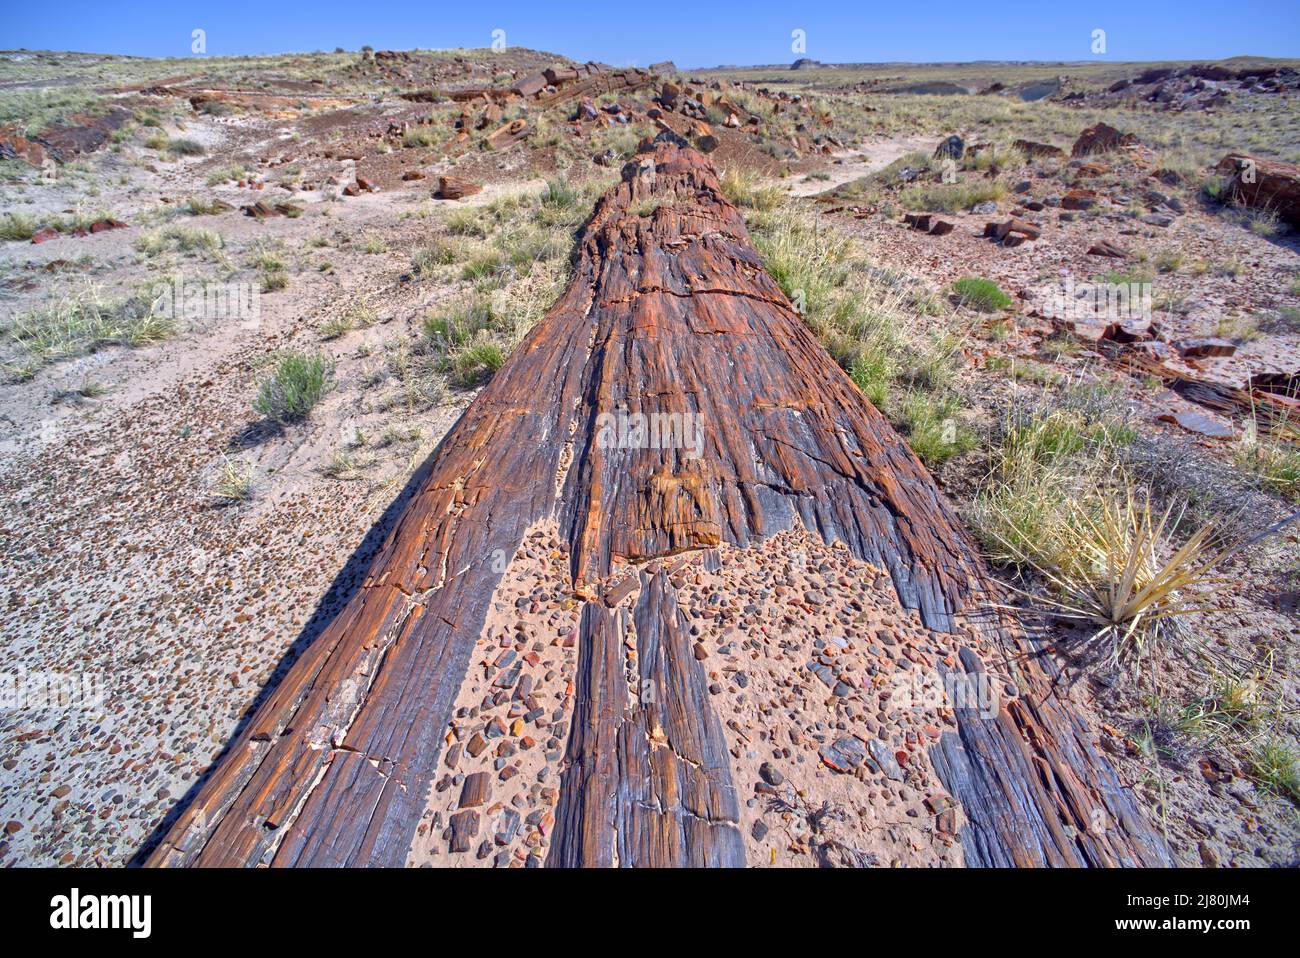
[3,1,1297,66]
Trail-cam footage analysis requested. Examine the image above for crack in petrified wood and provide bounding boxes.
[549,571,745,867]
[148,137,1170,868]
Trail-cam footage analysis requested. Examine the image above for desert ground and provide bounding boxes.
[0,47,1297,867]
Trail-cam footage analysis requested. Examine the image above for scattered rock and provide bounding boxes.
[1087,239,1129,258]
[1071,122,1136,156]
[436,175,483,200]
[819,736,867,773]
[867,739,904,781]
[933,134,963,160]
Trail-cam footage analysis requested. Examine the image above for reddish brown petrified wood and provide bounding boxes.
[148,137,1170,868]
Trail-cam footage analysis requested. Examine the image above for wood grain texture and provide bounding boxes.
[549,572,745,867]
[149,136,1170,867]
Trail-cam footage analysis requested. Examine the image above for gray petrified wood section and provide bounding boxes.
[550,571,745,866]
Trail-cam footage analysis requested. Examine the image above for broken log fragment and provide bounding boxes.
[148,135,1170,869]
[1216,154,1300,225]
[1088,239,1129,258]
[435,175,482,200]
[984,218,1040,243]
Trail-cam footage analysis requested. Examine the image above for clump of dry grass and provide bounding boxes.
[211,456,254,503]
[720,167,784,211]
[6,283,175,368]
[972,397,1240,673]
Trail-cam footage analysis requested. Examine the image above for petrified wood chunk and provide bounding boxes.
[485,118,529,150]
[1071,122,1136,157]
[436,175,482,200]
[1216,154,1300,225]
[984,218,1041,243]
[1088,239,1129,258]
[1014,138,1064,159]
[147,135,1170,869]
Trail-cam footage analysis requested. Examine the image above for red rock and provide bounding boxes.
[1013,139,1064,159]
[1087,239,1129,258]
[401,170,425,181]
[1216,154,1300,225]
[436,175,482,200]
[1061,189,1096,211]
[1071,122,1136,157]
[0,129,48,166]
[31,227,60,243]
[984,218,1040,243]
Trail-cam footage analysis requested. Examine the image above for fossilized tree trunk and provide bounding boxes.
[147,138,1171,868]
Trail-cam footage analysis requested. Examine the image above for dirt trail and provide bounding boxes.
[785,137,935,197]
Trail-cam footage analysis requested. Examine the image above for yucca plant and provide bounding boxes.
[987,489,1230,670]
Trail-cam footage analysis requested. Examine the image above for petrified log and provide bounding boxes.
[1071,122,1136,157]
[1118,341,1299,432]
[435,175,482,200]
[1013,138,1064,159]
[983,218,1040,243]
[148,135,1170,868]
[1216,154,1300,225]
[485,118,529,150]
